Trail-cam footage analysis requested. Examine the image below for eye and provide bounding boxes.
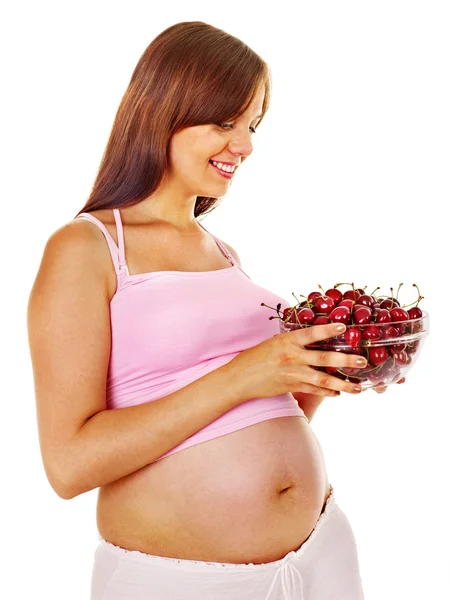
[219,124,257,134]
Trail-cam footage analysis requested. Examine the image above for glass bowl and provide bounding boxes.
[279,311,429,389]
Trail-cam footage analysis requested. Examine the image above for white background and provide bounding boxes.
[2,1,449,598]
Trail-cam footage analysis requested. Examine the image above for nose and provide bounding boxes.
[227,129,254,160]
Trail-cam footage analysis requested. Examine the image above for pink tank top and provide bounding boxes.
[74,209,306,463]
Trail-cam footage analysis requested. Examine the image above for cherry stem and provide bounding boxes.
[261,302,283,319]
[291,292,304,306]
[412,283,423,306]
[334,282,354,289]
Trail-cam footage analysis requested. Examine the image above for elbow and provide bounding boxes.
[44,459,78,500]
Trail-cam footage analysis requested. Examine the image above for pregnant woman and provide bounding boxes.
[26,20,386,599]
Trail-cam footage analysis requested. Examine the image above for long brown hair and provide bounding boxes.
[74,21,272,220]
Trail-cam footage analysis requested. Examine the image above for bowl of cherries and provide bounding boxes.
[262,283,429,390]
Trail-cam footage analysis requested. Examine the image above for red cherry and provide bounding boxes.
[380,298,400,310]
[314,315,329,325]
[297,308,315,324]
[368,346,389,366]
[329,305,351,324]
[366,368,385,384]
[382,324,400,338]
[372,303,381,310]
[353,304,368,312]
[408,307,423,319]
[395,323,407,335]
[376,309,392,323]
[392,350,408,366]
[407,340,420,354]
[283,307,295,321]
[343,290,361,301]
[314,295,335,314]
[326,288,343,304]
[361,324,382,341]
[358,294,374,308]
[339,299,355,310]
[308,291,322,303]
[390,307,409,322]
[390,343,406,352]
[356,288,366,295]
[354,307,372,324]
[378,357,400,380]
[344,326,362,347]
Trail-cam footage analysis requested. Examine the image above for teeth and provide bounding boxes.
[211,161,235,173]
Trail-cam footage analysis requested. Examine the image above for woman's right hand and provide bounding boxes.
[226,323,367,401]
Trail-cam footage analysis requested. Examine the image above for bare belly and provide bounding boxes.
[96,416,331,564]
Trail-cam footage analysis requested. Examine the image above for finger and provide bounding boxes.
[307,366,363,395]
[302,348,368,371]
[287,322,347,347]
[373,386,387,393]
[293,383,341,397]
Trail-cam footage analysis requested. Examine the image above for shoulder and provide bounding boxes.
[217,239,242,266]
[36,216,116,299]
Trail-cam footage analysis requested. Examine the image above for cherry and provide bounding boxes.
[354,307,372,324]
[390,307,409,322]
[339,299,355,310]
[353,303,368,312]
[308,291,322,303]
[378,358,400,382]
[380,298,400,310]
[314,315,330,325]
[392,350,408,366]
[366,368,385,384]
[314,295,335,314]
[326,288,343,304]
[297,308,315,324]
[329,305,351,324]
[375,308,392,323]
[408,306,423,319]
[368,346,389,366]
[382,324,400,338]
[344,326,362,347]
[343,290,361,301]
[390,342,406,352]
[361,324,382,341]
[358,294,374,308]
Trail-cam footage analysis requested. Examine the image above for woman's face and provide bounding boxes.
[166,84,266,198]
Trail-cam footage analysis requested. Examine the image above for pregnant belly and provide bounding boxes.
[96,416,330,564]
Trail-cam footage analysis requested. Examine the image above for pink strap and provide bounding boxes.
[74,211,128,277]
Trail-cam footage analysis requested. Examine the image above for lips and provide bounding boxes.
[209,161,235,178]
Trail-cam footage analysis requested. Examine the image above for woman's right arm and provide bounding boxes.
[26,224,243,501]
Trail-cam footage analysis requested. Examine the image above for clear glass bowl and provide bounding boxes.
[279,311,429,389]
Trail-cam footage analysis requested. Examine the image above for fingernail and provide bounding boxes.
[335,324,346,332]
[356,358,367,367]
[353,386,362,393]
